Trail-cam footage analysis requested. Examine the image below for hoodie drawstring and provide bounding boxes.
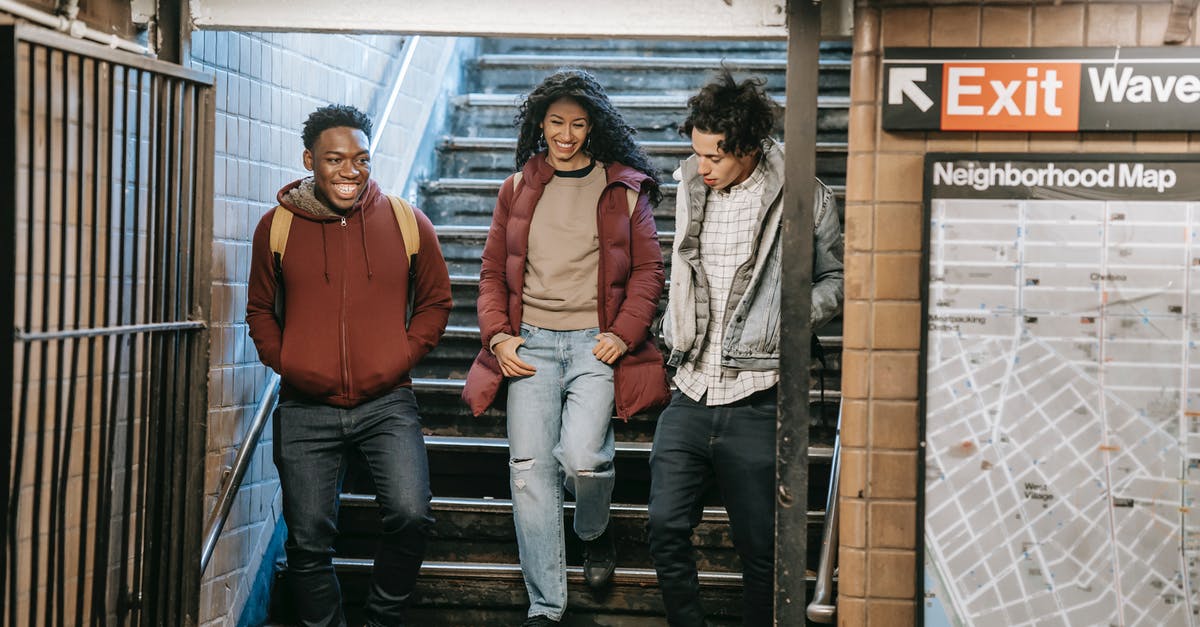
[359,213,374,279]
[320,222,330,282]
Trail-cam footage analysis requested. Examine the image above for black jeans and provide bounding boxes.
[647,388,777,627]
[275,387,433,627]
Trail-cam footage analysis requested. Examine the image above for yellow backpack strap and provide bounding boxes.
[387,195,421,265]
[626,187,638,217]
[269,207,293,266]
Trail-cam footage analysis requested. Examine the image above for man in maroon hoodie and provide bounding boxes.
[247,104,452,627]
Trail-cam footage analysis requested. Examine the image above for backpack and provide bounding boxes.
[268,195,420,324]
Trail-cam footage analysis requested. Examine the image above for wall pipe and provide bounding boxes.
[0,0,150,55]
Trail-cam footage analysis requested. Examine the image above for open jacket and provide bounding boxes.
[663,140,844,371]
[246,178,452,408]
[462,153,670,419]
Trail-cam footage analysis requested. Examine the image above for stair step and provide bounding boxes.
[458,92,848,109]
[443,136,848,154]
[483,37,795,58]
[336,495,824,570]
[475,53,839,73]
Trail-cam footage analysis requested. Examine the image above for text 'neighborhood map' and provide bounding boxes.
[923,157,1200,627]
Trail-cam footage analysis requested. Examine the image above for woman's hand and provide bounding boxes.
[494,336,537,377]
[592,333,627,365]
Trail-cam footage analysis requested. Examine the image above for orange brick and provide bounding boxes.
[1080,132,1135,153]
[872,301,922,350]
[841,447,868,500]
[874,154,924,203]
[1029,132,1082,152]
[877,130,925,154]
[1087,5,1139,46]
[841,398,869,446]
[867,550,917,598]
[872,253,921,300]
[845,252,873,301]
[982,6,1031,46]
[1139,4,1171,46]
[842,300,871,351]
[976,133,1029,152]
[849,104,878,152]
[845,154,876,203]
[839,546,867,597]
[869,450,919,499]
[844,202,874,252]
[871,401,920,450]
[841,497,868,548]
[874,203,923,253]
[869,501,917,549]
[839,596,866,627]
[931,6,980,47]
[841,347,870,400]
[851,53,880,105]
[880,8,931,47]
[866,599,916,626]
[926,132,974,152]
[1135,133,1191,153]
[870,351,919,400]
[1034,5,1085,46]
[855,7,880,55]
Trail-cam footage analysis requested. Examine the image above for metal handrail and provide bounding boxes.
[200,372,280,576]
[806,401,842,623]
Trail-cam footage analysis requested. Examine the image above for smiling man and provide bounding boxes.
[648,71,844,626]
[246,104,451,627]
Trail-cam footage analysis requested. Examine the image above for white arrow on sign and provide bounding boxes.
[888,67,934,112]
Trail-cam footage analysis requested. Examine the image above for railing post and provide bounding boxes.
[777,0,821,624]
[0,24,17,616]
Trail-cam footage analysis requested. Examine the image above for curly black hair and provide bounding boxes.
[680,69,779,157]
[302,104,373,150]
[514,69,662,205]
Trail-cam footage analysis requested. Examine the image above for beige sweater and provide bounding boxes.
[520,165,606,330]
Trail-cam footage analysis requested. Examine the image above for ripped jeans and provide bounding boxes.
[506,324,616,621]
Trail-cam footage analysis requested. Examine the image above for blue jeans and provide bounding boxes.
[274,387,433,627]
[647,387,778,627]
[506,324,616,620]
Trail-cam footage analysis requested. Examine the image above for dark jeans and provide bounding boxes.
[274,387,433,627]
[647,388,777,627]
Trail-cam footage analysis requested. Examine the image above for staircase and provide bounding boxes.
[269,36,848,626]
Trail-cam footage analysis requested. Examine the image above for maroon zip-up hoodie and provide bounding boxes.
[247,178,452,408]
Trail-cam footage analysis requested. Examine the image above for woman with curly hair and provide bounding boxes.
[463,69,670,626]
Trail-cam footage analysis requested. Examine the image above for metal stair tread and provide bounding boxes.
[442,135,848,153]
[459,92,849,109]
[340,494,826,527]
[332,558,764,587]
[415,432,835,461]
[476,53,847,72]
[435,224,674,242]
[412,377,842,406]
[424,177,847,198]
[441,320,843,352]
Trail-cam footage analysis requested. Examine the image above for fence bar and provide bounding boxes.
[0,24,16,626]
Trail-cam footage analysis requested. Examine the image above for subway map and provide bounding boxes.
[923,157,1200,627]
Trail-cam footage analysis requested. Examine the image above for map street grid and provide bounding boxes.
[923,157,1200,627]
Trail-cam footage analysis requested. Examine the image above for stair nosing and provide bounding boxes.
[475,53,848,72]
[441,136,848,153]
[442,320,843,352]
[459,92,849,109]
[423,178,847,197]
[332,558,761,586]
[414,430,835,461]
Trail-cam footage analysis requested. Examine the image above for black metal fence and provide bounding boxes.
[1,24,214,627]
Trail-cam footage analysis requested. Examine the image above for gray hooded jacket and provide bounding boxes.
[663,140,844,371]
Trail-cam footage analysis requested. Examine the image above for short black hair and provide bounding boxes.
[302,104,373,150]
[680,69,779,157]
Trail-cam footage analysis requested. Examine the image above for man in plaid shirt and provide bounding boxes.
[648,70,844,626]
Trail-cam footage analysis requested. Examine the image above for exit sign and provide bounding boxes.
[883,47,1200,132]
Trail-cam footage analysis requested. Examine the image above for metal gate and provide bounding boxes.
[1,23,214,627]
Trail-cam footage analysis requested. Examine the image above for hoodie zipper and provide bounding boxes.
[339,215,352,400]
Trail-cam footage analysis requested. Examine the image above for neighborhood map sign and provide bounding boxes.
[922,155,1200,625]
[884,48,1200,132]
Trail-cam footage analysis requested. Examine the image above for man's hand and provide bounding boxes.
[494,336,537,377]
[592,333,627,365]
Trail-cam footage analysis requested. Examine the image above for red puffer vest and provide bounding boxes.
[462,153,670,419]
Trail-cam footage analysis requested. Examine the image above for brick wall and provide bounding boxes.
[839,3,1200,624]
[190,31,464,626]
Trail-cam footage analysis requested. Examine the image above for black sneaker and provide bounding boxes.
[581,527,616,589]
[521,616,560,626]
